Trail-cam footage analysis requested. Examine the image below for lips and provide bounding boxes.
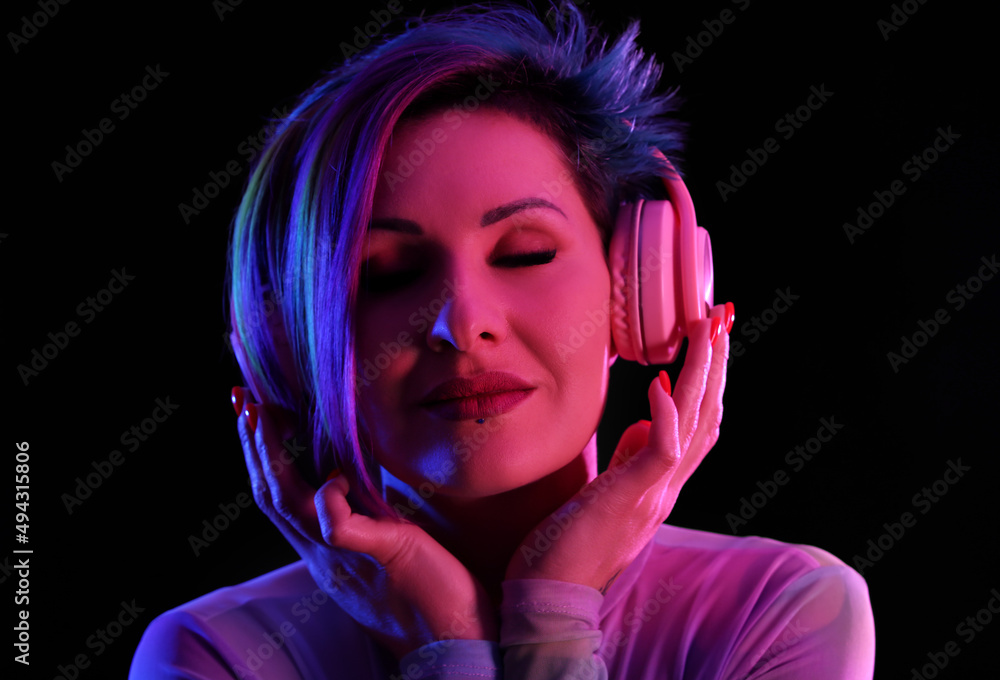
[419,372,535,421]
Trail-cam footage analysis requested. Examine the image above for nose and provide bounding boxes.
[426,273,508,353]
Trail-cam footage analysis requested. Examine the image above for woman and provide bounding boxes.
[131,3,874,678]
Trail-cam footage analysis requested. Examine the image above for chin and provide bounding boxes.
[388,441,578,503]
[462,448,590,501]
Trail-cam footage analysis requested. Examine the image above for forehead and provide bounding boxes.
[373,108,578,218]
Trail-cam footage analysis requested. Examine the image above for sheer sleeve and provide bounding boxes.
[734,562,875,679]
[129,610,242,680]
[393,579,610,679]
[397,640,501,679]
[585,526,875,679]
[499,579,607,680]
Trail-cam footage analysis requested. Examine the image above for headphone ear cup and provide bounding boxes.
[636,199,685,365]
[610,198,686,365]
[695,225,715,323]
[609,201,643,364]
[610,199,714,365]
[610,151,716,366]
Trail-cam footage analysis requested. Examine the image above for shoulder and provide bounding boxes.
[629,524,872,606]
[648,522,860,577]
[599,525,874,678]
[129,561,383,680]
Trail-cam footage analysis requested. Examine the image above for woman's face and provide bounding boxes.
[355,108,614,498]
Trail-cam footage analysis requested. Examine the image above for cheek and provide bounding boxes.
[355,289,430,366]
[539,262,613,362]
[354,309,419,428]
[523,260,613,424]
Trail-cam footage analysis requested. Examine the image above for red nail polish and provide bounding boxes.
[724,302,735,334]
[710,317,722,345]
[231,387,244,415]
[658,370,671,396]
[638,419,652,427]
[326,469,341,482]
[244,403,258,433]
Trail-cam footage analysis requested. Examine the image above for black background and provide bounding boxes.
[6,0,997,677]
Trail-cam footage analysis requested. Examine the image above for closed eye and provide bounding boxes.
[361,268,421,293]
[495,249,557,267]
[362,249,557,294]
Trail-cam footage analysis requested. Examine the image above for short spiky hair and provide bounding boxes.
[227,1,685,516]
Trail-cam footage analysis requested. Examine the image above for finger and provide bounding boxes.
[607,420,650,470]
[673,325,729,488]
[254,403,325,543]
[317,473,353,532]
[236,399,285,530]
[644,374,682,477]
[594,380,682,519]
[236,394,370,598]
[671,317,716,448]
[316,474,410,563]
[609,358,715,521]
[237,394,315,551]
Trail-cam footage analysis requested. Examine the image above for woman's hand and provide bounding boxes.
[231,388,498,660]
[506,303,733,591]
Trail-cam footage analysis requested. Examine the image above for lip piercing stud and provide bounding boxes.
[476,418,485,424]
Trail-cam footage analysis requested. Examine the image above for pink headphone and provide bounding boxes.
[610,151,715,365]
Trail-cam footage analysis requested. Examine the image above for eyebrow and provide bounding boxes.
[370,197,567,234]
[480,197,567,226]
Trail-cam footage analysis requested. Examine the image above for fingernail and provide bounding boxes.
[231,387,244,415]
[724,301,735,334]
[710,317,722,346]
[244,403,258,433]
[658,370,671,396]
[326,469,341,482]
[638,419,652,427]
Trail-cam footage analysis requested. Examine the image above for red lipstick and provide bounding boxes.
[419,372,535,421]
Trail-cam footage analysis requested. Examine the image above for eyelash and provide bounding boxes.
[495,249,557,267]
[362,249,557,293]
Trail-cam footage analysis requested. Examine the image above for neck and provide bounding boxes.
[383,433,599,607]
